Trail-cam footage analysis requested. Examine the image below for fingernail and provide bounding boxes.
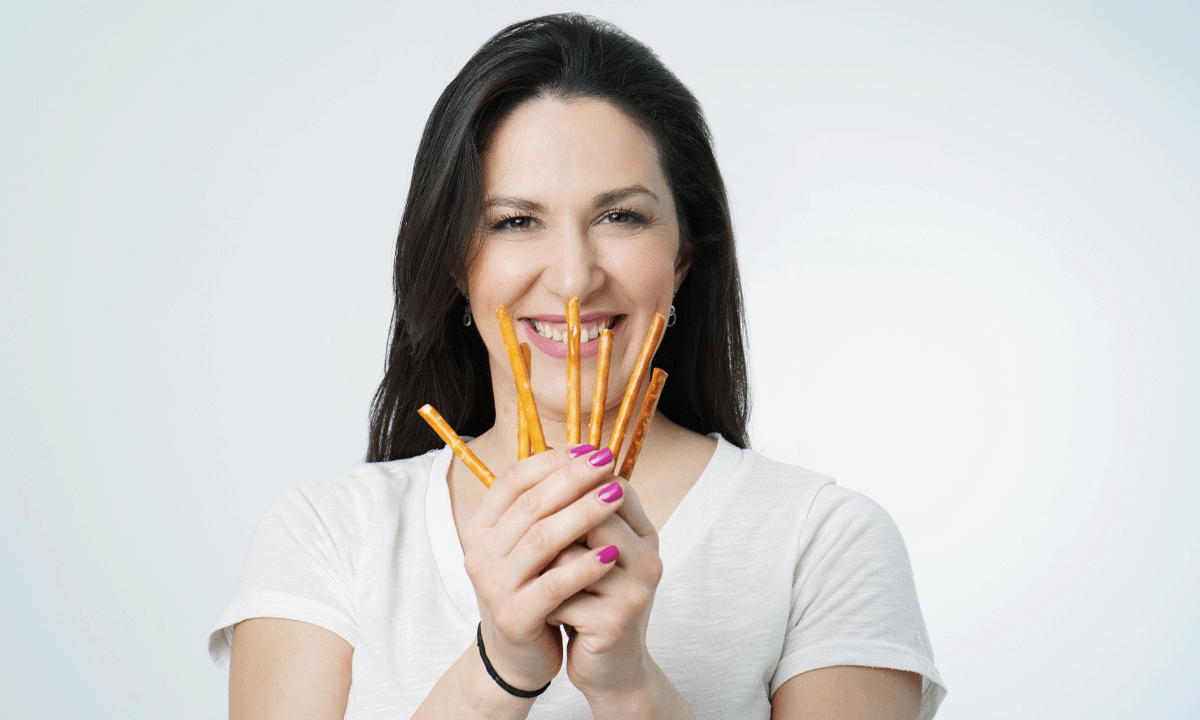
[568,444,595,459]
[595,545,620,564]
[587,447,613,467]
[597,481,623,503]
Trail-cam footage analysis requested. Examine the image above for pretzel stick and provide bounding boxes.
[608,313,666,458]
[518,343,531,459]
[617,368,667,480]
[418,404,495,487]
[588,329,612,448]
[566,297,581,444]
[497,306,546,453]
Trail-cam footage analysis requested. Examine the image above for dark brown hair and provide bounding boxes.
[367,13,749,461]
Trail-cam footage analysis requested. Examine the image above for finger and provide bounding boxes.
[582,500,664,589]
[546,589,603,629]
[490,446,618,555]
[606,479,657,541]
[514,541,621,623]
[584,514,642,567]
[471,446,579,528]
[546,541,591,569]
[504,469,626,578]
[548,569,655,655]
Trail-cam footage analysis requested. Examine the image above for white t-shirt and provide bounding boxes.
[210,438,946,718]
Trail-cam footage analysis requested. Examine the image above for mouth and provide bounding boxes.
[524,314,623,345]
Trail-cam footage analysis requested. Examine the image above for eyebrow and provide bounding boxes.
[484,197,545,213]
[593,185,660,208]
[484,185,661,212]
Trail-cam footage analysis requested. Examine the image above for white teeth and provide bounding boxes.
[529,316,617,342]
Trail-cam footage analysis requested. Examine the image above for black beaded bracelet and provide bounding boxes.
[476,623,552,698]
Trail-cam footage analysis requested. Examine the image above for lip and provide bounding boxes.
[520,314,626,359]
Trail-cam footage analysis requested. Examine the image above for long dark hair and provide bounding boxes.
[367,13,749,462]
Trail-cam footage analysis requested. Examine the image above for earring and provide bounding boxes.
[463,297,473,327]
[667,296,677,328]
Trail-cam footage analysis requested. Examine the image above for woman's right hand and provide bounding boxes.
[461,443,626,693]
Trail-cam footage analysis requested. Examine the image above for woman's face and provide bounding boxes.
[467,96,689,421]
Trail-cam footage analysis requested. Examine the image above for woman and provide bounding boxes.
[210,13,945,719]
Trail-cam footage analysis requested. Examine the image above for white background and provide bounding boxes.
[2,2,1197,718]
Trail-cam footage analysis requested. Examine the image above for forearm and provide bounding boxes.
[411,643,539,720]
[584,657,695,720]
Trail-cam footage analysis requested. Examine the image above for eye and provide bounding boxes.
[492,214,537,232]
[600,209,647,225]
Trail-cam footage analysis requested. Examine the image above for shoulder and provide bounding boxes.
[271,449,443,519]
[253,449,447,553]
[210,448,451,669]
[711,442,909,566]
[713,441,839,518]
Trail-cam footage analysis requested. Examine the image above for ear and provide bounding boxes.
[673,240,693,293]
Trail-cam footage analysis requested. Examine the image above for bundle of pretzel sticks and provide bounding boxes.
[418,298,668,487]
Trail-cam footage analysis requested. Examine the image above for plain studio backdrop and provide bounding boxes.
[2,2,1196,718]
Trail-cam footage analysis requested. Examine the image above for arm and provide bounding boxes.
[771,484,939,719]
[228,446,629,719]
[229,618,351,720]
[771,666,921,720]
[229,618,545,720]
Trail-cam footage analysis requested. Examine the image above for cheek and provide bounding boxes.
[468,243,539,297]
[613,241,682,296]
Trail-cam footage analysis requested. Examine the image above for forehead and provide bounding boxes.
[481,97,668,202]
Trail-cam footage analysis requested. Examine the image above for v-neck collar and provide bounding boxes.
[424,435,744,614]
[425,448,479,622]
[654,435,742,580]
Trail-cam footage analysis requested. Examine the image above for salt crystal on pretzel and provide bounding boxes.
[588,329,612,448]
[566,297,582,444]
[608,312,666,458]
[618,368,667,480]
[418,404,495,487]
[497,305,546,453]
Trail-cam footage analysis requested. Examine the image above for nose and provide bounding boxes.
[543,226,603,301]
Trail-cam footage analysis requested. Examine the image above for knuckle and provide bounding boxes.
[644,554,664,584]
[492,606,519,638]
[627,585,652,613]
[539,572,565,602]
[525,519,556,554]
[463,551,483,579]
[566,455,601,485]
[596,610,624,646]
[573,496,601,527]
[493,463,523,489]
[516,486,542,517]
[462,544,495,581]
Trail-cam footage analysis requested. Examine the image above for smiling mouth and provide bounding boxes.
[526,315,621,344]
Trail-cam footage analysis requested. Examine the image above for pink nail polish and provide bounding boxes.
[597,481,623,503]
[596,545,620,564]
[587,447,613,467]
[569,444,595,459]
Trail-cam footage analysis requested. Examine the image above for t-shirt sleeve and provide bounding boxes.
[208,478,371,677]
[773,484,947,719]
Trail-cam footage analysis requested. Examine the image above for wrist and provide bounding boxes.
[477,623,553,698]
[452,643,539,720]
[581,658,693,720]
[579,656,653,719]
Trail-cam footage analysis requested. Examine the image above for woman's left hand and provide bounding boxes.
[546,478,674,711]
